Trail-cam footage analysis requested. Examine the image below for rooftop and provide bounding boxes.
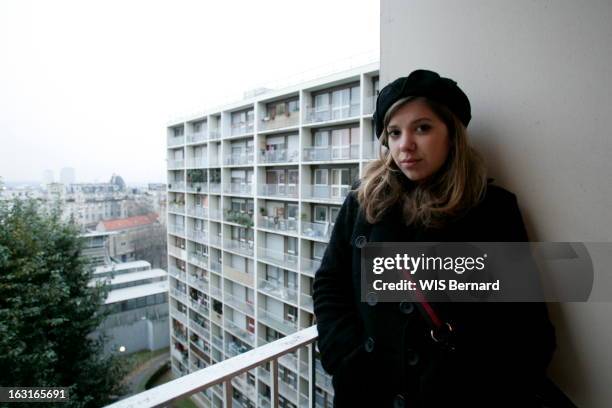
[104,280,168,304]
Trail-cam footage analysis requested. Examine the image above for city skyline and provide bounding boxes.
[0,0,380,184]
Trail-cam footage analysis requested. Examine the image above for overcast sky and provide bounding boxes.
[0,0,379,184]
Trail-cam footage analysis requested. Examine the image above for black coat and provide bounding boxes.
[313,181,556,408]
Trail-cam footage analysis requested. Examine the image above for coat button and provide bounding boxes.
[354,235,367,248]
[364,337,375,353]
[399,302,414,315]
[366,292,378,306]
[393,394,406,408]
[406,349,419,366]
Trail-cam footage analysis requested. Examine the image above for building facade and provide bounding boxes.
[166,62,379,408]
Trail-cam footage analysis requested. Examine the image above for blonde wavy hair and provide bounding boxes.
[356,96,488,228]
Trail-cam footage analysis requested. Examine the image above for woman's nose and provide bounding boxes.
[399,132,416,151]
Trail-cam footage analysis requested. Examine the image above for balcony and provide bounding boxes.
[209,129,221,140]
[187,228,208,244]
[223,264,254,287]
[190,298,210,316]
[258,308,297,335]
[230,123,254,136]
[104,326,318,408]
[168,181,186,192]
[190,319,211,339]
[209,182,222,194]
[168,224,185,236]
[258,278,298,304]
[168,159,185,170]
[187,155,208,168]
[168,245,186,259]
[170,288,189,304]
[258,366,298,406]
[224,151,254,166]
[301,184,349,203]
[208,208,223,221]
[257,247,299,270]
[211,334,223,350]
[225,340,251,358]
[300,257,321,278]
[171,306,189,326]
[231,373,258,404]
[168,135,184,147]
[187,273,208,292]
[186,205,208,218]
[224,319,255,345]
[168,265,186,281]
[210,260,222,274]
[300,221,331,241]
[186,182,208,194]
[223,183,253,196]
[168,202,185,214]
[300,293,313,313]
[259,148,299,164]
[187,131,208,144]
[258,216,298,234]
[363,140,381,159]
[259,113,299,132]
[258,184,298,199]
[304,102,360,124]
[171,346,189,366]
[364,95,376,115]
[188,252,208,269]
[224,292,254,316]
[224,210,254,227]
[302,145,359,162]
[223,239,254,257]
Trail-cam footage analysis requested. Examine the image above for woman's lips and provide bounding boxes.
[400,159,421,168]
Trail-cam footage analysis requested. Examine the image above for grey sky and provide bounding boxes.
[0,0,379,184]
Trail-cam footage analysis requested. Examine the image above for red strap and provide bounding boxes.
[402,269,443,328]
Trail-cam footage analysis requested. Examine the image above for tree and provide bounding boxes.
[0,199,127,407]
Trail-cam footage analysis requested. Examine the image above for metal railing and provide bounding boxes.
[259,148,300,164]
[304,103,360,124]
[300,221,331,241]
[259,113,299,131]
[301,184,349,203]
[187,131,208,144]
[168,136,185,147]
[302,145,359,162]
[168,181,186,192]
[258,216,298,234]
[257,184,299,199]
[257,247,299,269]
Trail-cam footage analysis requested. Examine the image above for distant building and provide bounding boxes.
[43,169,54,185]
[60,167,76,184]
[96,213,161,263]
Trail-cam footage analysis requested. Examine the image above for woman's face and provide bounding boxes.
[386,99,451,183]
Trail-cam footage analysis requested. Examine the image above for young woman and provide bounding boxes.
[313,70,556,407]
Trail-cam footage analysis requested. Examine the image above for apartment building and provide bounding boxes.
[166,62,380,408]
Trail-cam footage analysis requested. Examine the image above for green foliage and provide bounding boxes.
[0,199,128,407]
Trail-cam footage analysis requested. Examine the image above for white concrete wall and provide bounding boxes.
[381,1,612,406]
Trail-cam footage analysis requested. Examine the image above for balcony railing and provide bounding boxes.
[259,113,299,131]
[224,319,255,346]
[230,123,254,136]
[168,223,185,236]
[168,245,185,259]
[223,264,254,287]
[301,184,349,203]
[223,183,253,196]
[304,102,360,124]
[364,95,376,115]
[186,205,208,218]
[186,156,208,168]
[188,252,208,269]
[224,210,254,227]
[169,265,186,281]
[224,151,254,166]
[258,308,297,335]
[258,279,298,303]
[209,182,222,194]
[258,184,298,199]
[208,208,223,221]
[259,148,299,164]
[257,247,299,270]
[209,129,221,140]
[168,203,185,214]
[187,228,208,244]
[168,181,186,192]
[188,274,209,292]
[300,293,313,312]
[190,298,210,316]
[223,239,254,257]
[105,326,318,408]
[168,159,185,169]
[258,216,298,234]
[300,221,331,241]
[186,182,208,193]
[190,319,211,339]
[300,257,321,278]
[187,131,208,144]
[168,136,184,147]
[210,260,222,274]
[170,288,189,304]
[302,145,359,162]
[224,292,254,316]
[363,140,381,159]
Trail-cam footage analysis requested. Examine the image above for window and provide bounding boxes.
[288,99,299,113]
[314,130,329,147]
[313,242,326,260]
[314,169,328,185]
[330,207,340,224]
[314,206,328,222]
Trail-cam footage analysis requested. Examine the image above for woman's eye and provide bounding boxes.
[416,124,431,133]
[388,130,400,137]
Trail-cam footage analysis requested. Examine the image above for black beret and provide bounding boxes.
[373,69,471,138]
